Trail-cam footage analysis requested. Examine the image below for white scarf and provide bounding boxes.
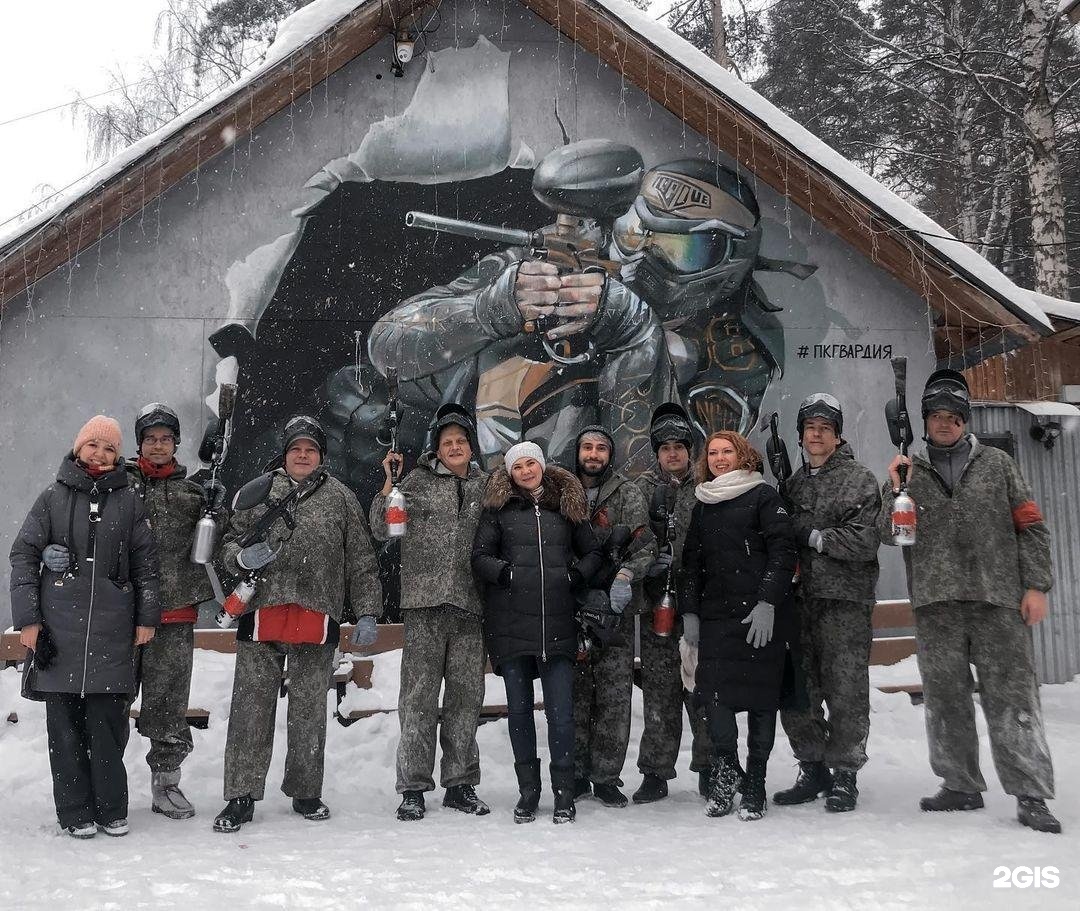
[694,469,766,504]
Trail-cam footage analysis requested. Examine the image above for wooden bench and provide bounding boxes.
[869,600,922,700]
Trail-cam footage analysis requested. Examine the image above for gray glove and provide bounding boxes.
[681,613,700,647]
[608,577,632,614]
[42,544,70,572]
[350,615,378,648]
[808,529,824,554]
[645,551,674,578]
[742,601,775,649]
[237,541,277,571]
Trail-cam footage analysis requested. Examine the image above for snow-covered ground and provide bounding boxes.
[0,651,1075,909]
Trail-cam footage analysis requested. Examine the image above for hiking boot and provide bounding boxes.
[396,791,426,821]
[1017,797,1061,834]
[292,798,330,821]
[919,788,984,812]
[632,774,669,804]
[152,769,195,820]
[551,765,576,824]
[737,757,768,821]
[513,759,542,824]
[705,754,742,818]
[443,784,490,816]
[573,777,592,800]
[773,761,833,806]
[63,821,96,839]
[213,796,254,833]
[825,770,858,813]
[98,818,129,837]
[592,782,629,808]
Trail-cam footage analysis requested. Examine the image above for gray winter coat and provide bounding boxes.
[788,443,881,603]
[223,470,380,622]
[878,435,1052,611]
[125,459,223,611]
[586,471,656,614]
[369,453,488,616]
[10,455,160,695]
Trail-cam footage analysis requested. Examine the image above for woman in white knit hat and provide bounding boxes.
[472,442,602,824]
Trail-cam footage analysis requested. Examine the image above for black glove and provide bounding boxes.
[645,551,673,579]
[203,479,228,512]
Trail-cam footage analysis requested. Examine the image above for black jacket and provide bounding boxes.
[679,481,797,711]
[10,455,160,695]
[472,466,603,672]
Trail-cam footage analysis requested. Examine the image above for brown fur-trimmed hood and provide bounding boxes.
[482,465,588,523]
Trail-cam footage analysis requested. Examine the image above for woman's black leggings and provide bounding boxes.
[500,655,575,768]
[706,701,777,762]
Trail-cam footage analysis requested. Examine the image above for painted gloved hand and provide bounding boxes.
[608,576,632,614]
[742,601,775,649]
[237,541,277,571]
[42,544,70,572]
[645,551,673,578]
[681,613,700,647]
[350,616,378,648]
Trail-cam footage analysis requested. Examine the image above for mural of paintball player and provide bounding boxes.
[609,158,815,440]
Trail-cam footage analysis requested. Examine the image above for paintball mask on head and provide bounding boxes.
[612,160,762,320]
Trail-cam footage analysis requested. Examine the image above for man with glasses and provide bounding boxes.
[126,403,227,820]
[879,371,1060,834]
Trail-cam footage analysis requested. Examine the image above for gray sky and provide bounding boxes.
[0,1,165,231]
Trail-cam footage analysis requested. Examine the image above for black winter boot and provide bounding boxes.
[772,761,833,805]
[213,796,254,833]
[396,791,426,821]
[919,787,984,812]
[737,757,768,821]
[443,785,491,816]
[574,777,592,800]
[632,774,669,804]
[697,770,710,798]
[292,798,330,821]
[1017,797,1061,834]
[592,782,628,808]
[705,754,742,818]
[551,765,576,824]
[513,760,542,824]
[825,770,858,813]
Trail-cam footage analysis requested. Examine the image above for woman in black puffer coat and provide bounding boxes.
[472,442,601,825]
[9,416,160,839]
[679,430,797,822]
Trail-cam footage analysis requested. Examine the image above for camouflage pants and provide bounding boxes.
[396,605,485,793]
[135,621,195,773]
[638,616,712,778]
[574,610,635,785]
[780,597,873,771]
[223,639,335,801]
[915,601,1054,799]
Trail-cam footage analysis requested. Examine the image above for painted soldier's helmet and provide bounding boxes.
[611,159,762,318]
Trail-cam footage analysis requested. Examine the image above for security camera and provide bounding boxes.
[1029,419,1062,450]
[395,38,415,64]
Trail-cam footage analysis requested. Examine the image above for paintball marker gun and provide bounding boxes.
[376,367,407,538]
[761,411,793,501]
[190,383,236,564]
[885,357,916,545]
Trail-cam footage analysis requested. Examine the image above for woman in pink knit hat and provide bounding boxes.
[9,415,161,839]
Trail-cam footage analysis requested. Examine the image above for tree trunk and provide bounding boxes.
[711,0,732,69]
[1020,0,1070,298]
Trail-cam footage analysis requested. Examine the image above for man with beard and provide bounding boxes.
[571,426,655,807]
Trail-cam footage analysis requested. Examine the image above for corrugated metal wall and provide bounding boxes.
[970,404,1080,683]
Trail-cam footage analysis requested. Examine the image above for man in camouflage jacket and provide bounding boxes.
[775,394,881,813]
[879,370,1059,834]
[633,404,712,802]
[369,405,490,821]
[571,425,656,807]
[126,403,227,820]
[214,416,380,833]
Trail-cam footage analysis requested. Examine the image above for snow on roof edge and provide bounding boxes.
[1031,291,1080,323]
[0,0,370,256]
[0,0,1057,334]
[591,0,1053,333]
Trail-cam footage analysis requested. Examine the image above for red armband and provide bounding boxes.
[1012,500,1044,532]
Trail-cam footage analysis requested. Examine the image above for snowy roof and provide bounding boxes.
[0,0,1061,336]
[1031,291,1080,324]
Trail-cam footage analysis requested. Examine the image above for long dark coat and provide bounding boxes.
[679,482,797,711]
[472,466,603,673]
[10,455,160,695]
